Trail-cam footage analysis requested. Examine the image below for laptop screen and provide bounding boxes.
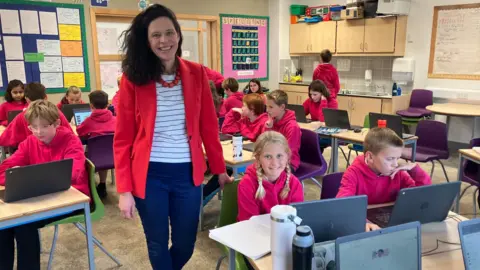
[73,110,92,126]
[461,222,480,269]
[337,227,419,270]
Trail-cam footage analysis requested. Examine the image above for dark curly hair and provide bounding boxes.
[121,4,183,85]
[4,79,25,103]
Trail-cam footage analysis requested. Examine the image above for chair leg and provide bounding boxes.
[216,255,227,270]
[310,177,322,189]
[47,225,60,270]
[429,161,435,179]
[438,160,450,182]
[339,147,350,167]
[74,223,122,266]
[347,149,352,168]
[111,169,115,185]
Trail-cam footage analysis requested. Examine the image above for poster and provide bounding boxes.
[220,14,269,82]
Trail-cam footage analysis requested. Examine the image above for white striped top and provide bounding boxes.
[150,75,192,163]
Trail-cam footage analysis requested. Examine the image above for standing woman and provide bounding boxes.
[312,49,340,109]
[114,4,232,270]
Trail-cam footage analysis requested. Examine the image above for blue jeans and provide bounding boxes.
[135,162,201,270]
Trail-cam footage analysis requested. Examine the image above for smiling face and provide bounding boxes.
[366,146,403,176]
[148,17,180,65]
[259,142,288,181]
[11,86,24,102]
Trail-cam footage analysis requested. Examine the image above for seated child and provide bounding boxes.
[245,79,266,104]
[209,80,222,117]
[0,82,73,147]
[265,90,301,171]
[303,80,330,122]
[237,131,303,221]
[0,80,27,126]
[336,127,431,230]
[221,93,268,142]
[57,85,85,110]
[219,77,243,117]
[76,90,116,198]
[0,99,89,269]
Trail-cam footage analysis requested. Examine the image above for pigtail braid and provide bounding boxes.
[255,163,266,200]
[280,165,291,200]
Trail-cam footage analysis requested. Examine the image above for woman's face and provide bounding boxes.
[148,17,180,64]
[249,82,259,93]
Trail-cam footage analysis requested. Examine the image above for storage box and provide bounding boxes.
[345,7,364,19]
[290,5,308,16]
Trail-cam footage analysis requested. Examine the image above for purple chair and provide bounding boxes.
[320,172,343,200]
[396,89,433,118]
[86,134,115,184]
[294,129,328,190]
[401,120,450,182]
[458,138,480,216]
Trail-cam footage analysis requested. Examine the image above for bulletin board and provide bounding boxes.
[428,3,480,80]
[0,0,90,93]
[220,14,269,82]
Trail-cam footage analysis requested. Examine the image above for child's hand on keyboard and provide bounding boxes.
[366,223,381,231]
[390,162,417,179]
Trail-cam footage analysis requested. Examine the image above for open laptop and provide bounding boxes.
[323,108,362,130]
[369,113,414,139]
[72,108,92,126]
[459,219,480,270]
[291,195,368,243]
[335,221,421,270]
[286,104,309,123]
[7,110,23,124]
[367,182,461,228]
[61,103,91,122]
[0,159,73,203]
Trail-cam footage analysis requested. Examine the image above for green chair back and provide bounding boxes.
[363,114,370,128]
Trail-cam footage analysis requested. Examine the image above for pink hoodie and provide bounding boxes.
[336,155,432,204]
[267,110,301,170]
[219,92,244,117]
[303,98,328,122]
[221,111,268,142]
[237,164,304,221]
[313,63,340,109]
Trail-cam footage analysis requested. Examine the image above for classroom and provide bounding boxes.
[0,0,479,269]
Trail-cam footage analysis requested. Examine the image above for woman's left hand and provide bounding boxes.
[218,173,234,189]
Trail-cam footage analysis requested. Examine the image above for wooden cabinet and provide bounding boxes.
[364,17,396,53]
[337,96,382,126]
[290,24,310,54]
[337,95,350,111]
[279,84,309,105]
[290,22,336,54]
[336,20,365,53]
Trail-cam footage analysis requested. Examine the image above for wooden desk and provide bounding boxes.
[0,187,95,269]
[426,103,480,140]
[298,121,324,131]
[219,140,254,178]
[455,149,480,212]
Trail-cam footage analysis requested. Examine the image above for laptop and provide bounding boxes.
[291,196,368,243]
[243,142,254,152]
[323,108,361,130]
[0,159,73,203]
[286,104,309,123]
[7,110,23,124]
[459,218,480,270]
[335,221,421,270]
[72,108,92,126]
[61,103,91,122]
[369,113,414,139]
[367,182,461,228]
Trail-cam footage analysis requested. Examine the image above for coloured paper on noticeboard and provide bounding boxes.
[64,72,85,88]
[59,25,81,41]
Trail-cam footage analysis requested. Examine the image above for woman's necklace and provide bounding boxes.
[159,70,181,88]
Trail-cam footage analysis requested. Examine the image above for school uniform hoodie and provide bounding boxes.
[0,126,90,197]
[313,63,340,109]
[219,92,244,117]
[302,98,328,122]
[56,97,85,110]
[237,164,304,221]
[205,67,224,89]
[266,110,301,170]
[76,109,116,138]
[0,101,27,126]
[0,109,73,147]
[221,111,268,142]
[336,155,432,204]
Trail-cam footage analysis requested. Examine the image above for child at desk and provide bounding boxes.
[56,85,85,110]
[221,93,268,142]
[0,80,27,126]
[265,90,301,171]
[303,80,330,122]
[0,82,73,148]
[237,131,303,222]
[76,90,116,198]
[0,100,89,269]
[336,128,431,231]
[219,77,243,117]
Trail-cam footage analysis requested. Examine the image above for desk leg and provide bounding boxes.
[228,247,236,270]
[83,202,95,270]
[232,167,238,179]
[455,154,464,213]
[472,116,477,140]
[332,137,339,173]
[411,141,417,163]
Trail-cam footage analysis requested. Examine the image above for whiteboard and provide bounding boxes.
[428,4,480,80]
[96,21,130,55]
[100,61,122,98]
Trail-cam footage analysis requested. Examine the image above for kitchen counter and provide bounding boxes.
[279,81,312,86]
[278,82,393,99]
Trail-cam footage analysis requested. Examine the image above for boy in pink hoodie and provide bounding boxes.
[336,127,431,230]
[219,77,243,117]
[265,90,301,171]
[237,131,303,221]
[221,93,268,142]
[313,49,340,109]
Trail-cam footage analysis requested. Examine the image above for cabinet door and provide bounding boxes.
[290,24,310,54]
[336,20,365,53]
[310,21,337,53]
[337,96,351,112]
[364,17,396,53]
[350,97,382,127]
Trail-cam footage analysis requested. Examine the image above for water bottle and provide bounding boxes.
[232,133,243,161]
[271,205,301,270]
[397,86,402,96]
[378,119,387,128]
[392,82,398,96]
[292,226,315,270]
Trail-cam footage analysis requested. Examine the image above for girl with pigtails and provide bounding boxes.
[237,131,304,222]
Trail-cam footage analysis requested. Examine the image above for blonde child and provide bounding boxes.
[57,85,84,110]
[237,131,303,221]
[303,80,330,122]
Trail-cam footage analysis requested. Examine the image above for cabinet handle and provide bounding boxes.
[365,42,368,51]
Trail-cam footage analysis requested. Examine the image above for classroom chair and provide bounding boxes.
[320,172,344,200]
[346,115,370,165]
[46,159,121,269]
[401,120,450,182]
[295,129,328,190]
[458,138,480,216]
[215,181,249,270]
[396,89,433,119]
[86,134,115,184]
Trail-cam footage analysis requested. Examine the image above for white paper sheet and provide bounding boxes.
[20,10,40,34]
[37,39,61,56]
[56,8,80,25]
[3,36,24,60]
[39,57,62,72]
[100,61,122,97]
[0,68,3,87]
[40,73,63,88]
[6,61,26,83]
[62,57,84,72]
[97,27,119,55]
[39,12,58,35]
[0,9,21,34]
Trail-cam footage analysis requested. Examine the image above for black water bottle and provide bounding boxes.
[292,225,314,270]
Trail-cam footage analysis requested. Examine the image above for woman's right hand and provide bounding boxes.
[119,192,136,219]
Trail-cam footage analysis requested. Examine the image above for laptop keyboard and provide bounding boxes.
[367,206,394,228]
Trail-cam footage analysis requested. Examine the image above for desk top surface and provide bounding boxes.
[332,128,418,143]
[427,103,480,117]
[459,149,480,162]
[218,140,254,166]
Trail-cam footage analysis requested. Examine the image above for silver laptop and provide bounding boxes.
[459,218,480,270]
